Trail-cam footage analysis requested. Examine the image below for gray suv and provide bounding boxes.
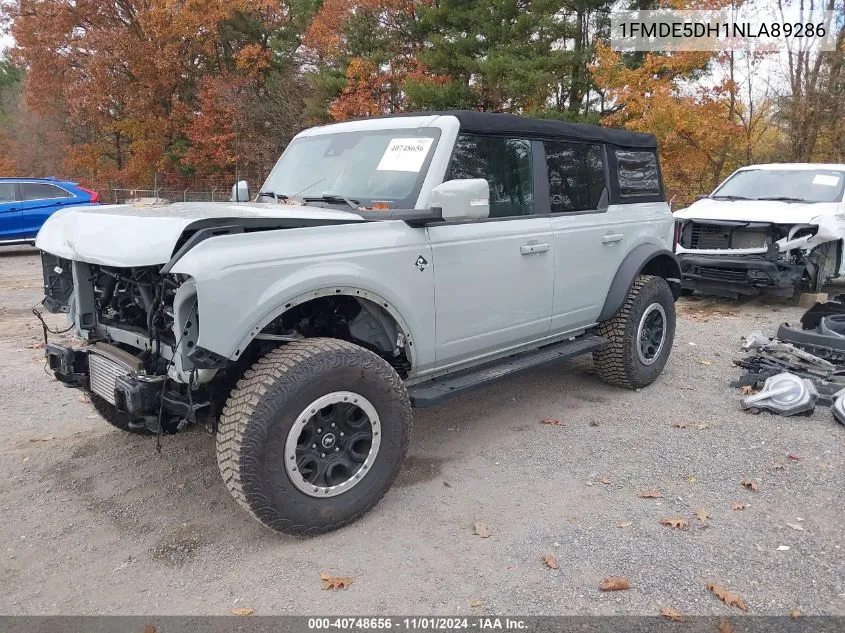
[36,111,680,534]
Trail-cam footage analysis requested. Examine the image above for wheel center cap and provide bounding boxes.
[321,433,336,449]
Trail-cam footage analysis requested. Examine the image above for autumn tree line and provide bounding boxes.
[0,0,843,207]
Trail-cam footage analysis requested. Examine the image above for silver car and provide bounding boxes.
[36,111,680,534]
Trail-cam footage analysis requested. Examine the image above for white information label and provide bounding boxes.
[376,137,434,172]
[813,174,841,187]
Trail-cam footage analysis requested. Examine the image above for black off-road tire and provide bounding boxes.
[216,338,412,535]
[593,274,676,389]
[90,392,151,435]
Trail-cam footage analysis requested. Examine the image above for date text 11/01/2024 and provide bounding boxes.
[308,618,529,630]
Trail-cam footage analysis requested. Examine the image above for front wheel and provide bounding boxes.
[216,338,412,535]
[593,274,676,389]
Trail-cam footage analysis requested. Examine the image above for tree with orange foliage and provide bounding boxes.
[2,0,305,186]
[592,43,746,206]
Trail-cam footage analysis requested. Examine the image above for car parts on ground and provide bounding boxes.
[740,373,819,416]
[734,296,845,421]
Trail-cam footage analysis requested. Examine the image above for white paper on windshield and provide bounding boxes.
[376,138,433,172]
[813,174,841,186]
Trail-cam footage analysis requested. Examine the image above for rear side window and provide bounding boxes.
[545,141,605,212]
[0,183,16,202]
[21,183,72,201]
[615,150,660,197]
[446,134,534,218]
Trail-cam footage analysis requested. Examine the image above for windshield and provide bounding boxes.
[712,168,845,203]
[259,128,441,209]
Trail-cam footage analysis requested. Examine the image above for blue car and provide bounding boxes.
[0,177,100,245]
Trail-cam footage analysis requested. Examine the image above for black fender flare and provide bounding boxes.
[597,245,682,322]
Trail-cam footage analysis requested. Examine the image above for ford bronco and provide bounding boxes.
[36,111,680,534]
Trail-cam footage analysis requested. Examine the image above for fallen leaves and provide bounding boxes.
[540,417,563,426]
[470,600,483,608]
[473,521,491,538]
[638,489,663,499]
[660,606,686,622]
[77,393,90,403]
[739,385,755,395]
[598,576,630,591]
[699,359,713,366]
[790,609,801,620]
[616,521,633,528]
[731,501,748,510]
[671,421,689,429]
[230,607,254,616]
[717,618,735,633]
[786,454,801,462]
[599,477,611,485]
[706,583,748,611]
[541,554,559,570]
[694,508,710,523]
[740,479,760,492]
[320,573,352,590]
[658,517,688,530]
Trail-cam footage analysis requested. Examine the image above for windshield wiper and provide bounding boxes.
[711,195,752,201]
[756,196,807,203]
[257,191,295,203]
[303,194,360,210]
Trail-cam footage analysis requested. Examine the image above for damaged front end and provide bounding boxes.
[39,252,223,434]
[675,218,840,297]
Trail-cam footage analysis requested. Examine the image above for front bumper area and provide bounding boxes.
[678,254,805,296]
[46,342,209,432]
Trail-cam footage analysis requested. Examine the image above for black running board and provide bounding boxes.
[408,334,608,408]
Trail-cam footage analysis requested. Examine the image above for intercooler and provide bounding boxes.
[87,344,143,404]
[685,223,770,250]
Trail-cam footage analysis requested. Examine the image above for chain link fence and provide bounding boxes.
[102,187,238,204]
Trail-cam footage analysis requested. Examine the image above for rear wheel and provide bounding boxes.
[593,274,676,389]
[217,338,412,535]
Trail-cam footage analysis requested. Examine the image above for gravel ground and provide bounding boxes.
[0,245,843,616]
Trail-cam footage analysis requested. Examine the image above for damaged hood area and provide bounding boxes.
[34,201,365,266]
[674,198,843,224]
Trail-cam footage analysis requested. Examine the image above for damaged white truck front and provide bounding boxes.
[675,164,845,297]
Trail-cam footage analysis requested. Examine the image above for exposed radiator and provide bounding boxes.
[88,353,132,404]
[687,223,769,250]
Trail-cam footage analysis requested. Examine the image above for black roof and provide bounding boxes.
[380,110,657,149]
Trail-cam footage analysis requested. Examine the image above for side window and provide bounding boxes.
[545,141,606,212]
[21,183,72,201]
[615,150,660,197]
[446,134,533,218]
[0,183,16,203]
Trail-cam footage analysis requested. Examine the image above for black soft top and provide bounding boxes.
[379,110,656,149]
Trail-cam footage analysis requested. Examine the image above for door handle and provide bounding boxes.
[601,233,624,244]
[520,242,550,255]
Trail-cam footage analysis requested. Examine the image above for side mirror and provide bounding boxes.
[231,180,250,203]
[429,179,489,222]
[695,194,709,201]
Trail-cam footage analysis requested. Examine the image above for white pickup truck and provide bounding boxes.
[675,163,845,297]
